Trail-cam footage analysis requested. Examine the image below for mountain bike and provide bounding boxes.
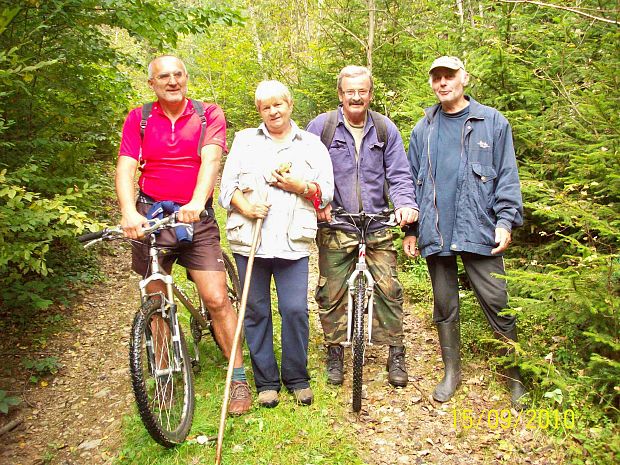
[324,208,397,412]
[78,211,241,447]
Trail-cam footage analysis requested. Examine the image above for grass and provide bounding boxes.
[114,309,364,465]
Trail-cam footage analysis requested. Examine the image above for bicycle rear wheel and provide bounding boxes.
[129,296,195,447]
[205,252,242,351]
[223,252,241,312]
[352,275,365,412]
[185,252,241,354]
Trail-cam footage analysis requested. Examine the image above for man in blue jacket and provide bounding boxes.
[307,65,418,388]
[404,56,527,408]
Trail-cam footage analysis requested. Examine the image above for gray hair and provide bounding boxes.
[147,55,188,79]
[337,65,374,92]
[254,80,293,109]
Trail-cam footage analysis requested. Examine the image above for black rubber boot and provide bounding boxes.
[387,346,408,387]
[495,328,527,410]
[326,344,344,385]
[432,321,462,402]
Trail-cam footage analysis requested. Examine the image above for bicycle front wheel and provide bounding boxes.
[129,296,195,447]
[352,275,366,412]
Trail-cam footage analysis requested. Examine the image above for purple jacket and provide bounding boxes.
[306,107,417,231]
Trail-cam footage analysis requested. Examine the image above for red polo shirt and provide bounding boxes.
[118,99,227,204]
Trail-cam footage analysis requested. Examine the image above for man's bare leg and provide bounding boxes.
[189,268,250,414]
[188,269,244,367]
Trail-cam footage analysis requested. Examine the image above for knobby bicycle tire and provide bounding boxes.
[129,296,195,447]
[352,275,365,412]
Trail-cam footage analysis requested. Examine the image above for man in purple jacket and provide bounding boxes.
[307,65,418,387]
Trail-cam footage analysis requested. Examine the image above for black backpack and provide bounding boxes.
[139,99,213,211]
[319,109,388,150]
[318,109,390,205]
[139,99,207,157]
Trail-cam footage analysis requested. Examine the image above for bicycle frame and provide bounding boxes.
[138,233,186,377]
[139,232,211,372]
[328,209,396,347]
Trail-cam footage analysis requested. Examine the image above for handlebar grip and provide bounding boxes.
[199,209,211,220]
[77,231,104,243]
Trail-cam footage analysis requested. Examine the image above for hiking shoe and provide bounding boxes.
[387,346,408,387]
[228,381,251,415]
[326,344,344,385]
[293,387,314,406]
[257,390,279,408]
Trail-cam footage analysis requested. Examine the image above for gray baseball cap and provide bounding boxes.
[429,56,465,74]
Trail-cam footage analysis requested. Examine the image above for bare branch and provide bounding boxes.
[499,0,619,25]
[325,16,367,49]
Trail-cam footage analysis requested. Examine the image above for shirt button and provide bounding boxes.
[481,176,487,182]
[467,125,471,130]
[451,244,457,250]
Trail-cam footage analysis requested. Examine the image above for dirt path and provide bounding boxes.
[0,245,138,465]
[1,244,565,465]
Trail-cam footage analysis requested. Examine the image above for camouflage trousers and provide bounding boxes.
[315,227,404,346]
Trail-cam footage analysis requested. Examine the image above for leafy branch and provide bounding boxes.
[499,0,620,24]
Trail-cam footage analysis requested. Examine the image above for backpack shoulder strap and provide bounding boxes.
[368,110,391,203]
[190,99,207,157]
[368,110,388,145]
[140,102,154,141]
[319,110,339,149]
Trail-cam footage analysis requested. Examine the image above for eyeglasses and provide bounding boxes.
[153,71,186,82]
[343,89,370,98]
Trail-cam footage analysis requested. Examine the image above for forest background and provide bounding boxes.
[0,0,618,463]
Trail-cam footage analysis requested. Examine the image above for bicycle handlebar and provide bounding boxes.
[77,210,211,247]
[322,207,398,228]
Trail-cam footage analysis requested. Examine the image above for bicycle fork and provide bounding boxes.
[345,242,376,346]
[139,246,184,377]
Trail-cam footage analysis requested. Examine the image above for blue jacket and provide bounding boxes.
[307,106,417,232]
[407,97,523,257]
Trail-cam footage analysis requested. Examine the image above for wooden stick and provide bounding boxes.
[0,416,23,437]
[215,218,263,464]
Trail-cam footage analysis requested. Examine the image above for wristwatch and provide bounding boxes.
[301,182,310,196]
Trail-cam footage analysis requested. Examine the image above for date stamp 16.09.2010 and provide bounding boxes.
[452,408,575,431]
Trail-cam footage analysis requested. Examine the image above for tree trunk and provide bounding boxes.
[248,5,267,78]
[366,0,375,71]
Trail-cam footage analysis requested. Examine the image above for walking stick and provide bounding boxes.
[215,216,263,465]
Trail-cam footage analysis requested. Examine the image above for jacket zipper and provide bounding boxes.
[426,117,443,248]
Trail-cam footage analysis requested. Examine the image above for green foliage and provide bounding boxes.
[0,389,21,414]
[22,356,62,383]
[0,1,241,313]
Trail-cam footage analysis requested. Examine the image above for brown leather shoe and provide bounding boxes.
[228,381,251,415]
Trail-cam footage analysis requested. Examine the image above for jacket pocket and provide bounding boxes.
[225,211,254,247]
[288,203,318,243]
[471,163,497,235]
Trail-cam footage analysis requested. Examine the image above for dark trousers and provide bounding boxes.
[426,253,516,333]
[234,254,310,393]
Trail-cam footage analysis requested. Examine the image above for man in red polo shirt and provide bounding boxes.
[116,55,251,414]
